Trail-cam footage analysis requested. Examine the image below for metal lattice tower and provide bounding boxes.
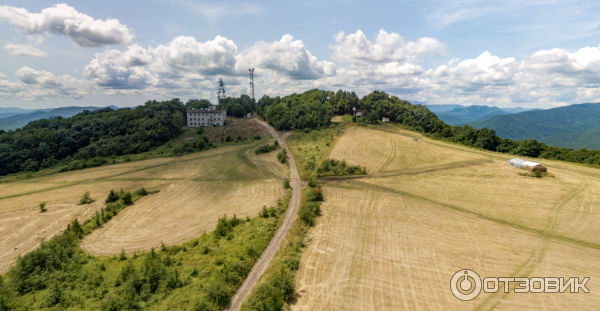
[217,78,226,104]
[249,68,255,100]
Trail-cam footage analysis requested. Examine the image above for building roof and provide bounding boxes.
[506,158,544,168]
[187,109,226,113]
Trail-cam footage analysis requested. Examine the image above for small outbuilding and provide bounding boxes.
[382,117,390,123]
[356,110,363,117]
[247,113,252,118]
[506,158,547,172]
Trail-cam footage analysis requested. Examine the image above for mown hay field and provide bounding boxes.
[0,140,288,272]
[292,126,600,310]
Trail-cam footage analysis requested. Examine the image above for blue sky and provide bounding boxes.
[1,0,600,109]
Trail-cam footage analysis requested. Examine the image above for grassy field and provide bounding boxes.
[291,125,600,310]
[286,120,349,180]
[0,139,288,273]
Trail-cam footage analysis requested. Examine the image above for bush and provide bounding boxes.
[244,283,284,311]
[196,127,204,135]
[299,202,321,226]
[225,135,233,142]
[206,281,231,308]
[307,178,317,187]
[253,135,262,140]
[39,201,47,212]
[80,191,94,204]
[306,187,323,202]
[256,141,278,155]
[137,188,148,196]
[121,192,133,205]
[277,150,288,164]
[105,190,119,203]
[283,178,290,189]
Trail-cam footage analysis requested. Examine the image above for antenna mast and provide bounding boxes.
[249,68,255,100]
[217,78,226,105]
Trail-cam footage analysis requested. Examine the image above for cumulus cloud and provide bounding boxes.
[236,35,336,80]
[12,66,93,100]
[0,3,133,47]
[331,29,446,65]
[149,36,238,77]
[84,47,156,90]
[3,44,48,57]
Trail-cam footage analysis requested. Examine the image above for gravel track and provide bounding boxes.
[226,123,304,311]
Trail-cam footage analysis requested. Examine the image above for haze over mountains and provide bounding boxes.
[471,103,600,150]
[0,106,119,131]
[426,104,537,125]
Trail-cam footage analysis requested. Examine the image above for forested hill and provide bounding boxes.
[435,105,509,125]
[259,89,600,167]
[0,106,117,131]
[470,103,600,149]
[0,99,187,175]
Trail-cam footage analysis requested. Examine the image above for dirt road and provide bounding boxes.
[226,122,304,311]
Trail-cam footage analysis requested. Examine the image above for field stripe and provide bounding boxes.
[339,180,600,252]
[320,159,493,181]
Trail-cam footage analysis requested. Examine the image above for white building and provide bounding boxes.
[187,106,227,127]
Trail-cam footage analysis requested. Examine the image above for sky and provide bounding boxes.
[1,1,600,109]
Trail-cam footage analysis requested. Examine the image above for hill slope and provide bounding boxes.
[436,105,510,125]
[0,106,107,130]
[471,102,600,149]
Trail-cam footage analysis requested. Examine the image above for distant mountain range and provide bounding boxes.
[426,105,538,125]
[0,106,119,130]
[471,103,600,150]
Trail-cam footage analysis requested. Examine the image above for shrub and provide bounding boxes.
[283,178,290,189]
[244,283,284,311]
[306,187,323,202]
[121,192,133,205]
[253,135,262,140]
[105,190,119,203]
[256,141,278,155]
[237,135,242,141]
[39,201,47,212]
[196,127,204,135]
[137,188,148,196]
[352,116,357,122]
[307,178,317,187]
[206,281,231,308]
[299,202,321,226]
[225,135,233,142]
[277,150,287,164]
[119,248,127,261]
[80,191,94,205]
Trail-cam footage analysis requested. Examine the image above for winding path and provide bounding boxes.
[225,122,304,311]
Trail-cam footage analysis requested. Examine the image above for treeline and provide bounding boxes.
[260,88,600,166]
[217,94,255,118]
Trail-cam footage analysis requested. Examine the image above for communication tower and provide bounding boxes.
[249,68,255,100]
[217,78,226,104]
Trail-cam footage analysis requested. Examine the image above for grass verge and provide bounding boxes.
[240,182,324,311]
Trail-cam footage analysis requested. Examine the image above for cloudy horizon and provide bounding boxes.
[1,1,600,109]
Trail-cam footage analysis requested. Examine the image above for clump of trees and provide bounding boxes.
[218,94,255,118]
[317,159,366,176]
[255,141,278,155]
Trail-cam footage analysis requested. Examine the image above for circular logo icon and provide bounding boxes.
[450,269,482,301]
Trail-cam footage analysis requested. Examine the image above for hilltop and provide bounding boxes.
[0,106,118,130]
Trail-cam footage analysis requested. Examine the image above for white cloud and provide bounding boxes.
[3,44,48,57]
[236,35,336,80]
[331,29,446,65]
[84,47,156,90]
[149,36,238,77]
[0,3,133,47]
[13,66,93,100]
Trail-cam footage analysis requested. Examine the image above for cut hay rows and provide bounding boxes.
[0,142,287,272]
[328,126,482,173]
[293,126,600,310]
